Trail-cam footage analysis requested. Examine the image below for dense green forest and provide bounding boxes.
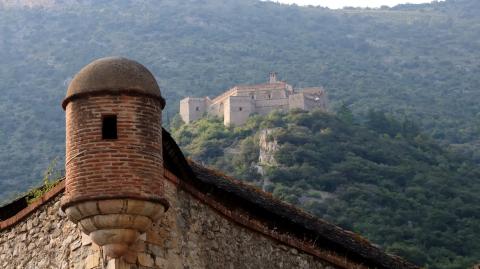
[1,0,480,199]
[171,109,480,269]
[1,0,480,267]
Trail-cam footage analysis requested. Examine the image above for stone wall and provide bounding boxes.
[0,194,98,269]
[179,97,207,124]
[289,93,306,110]
[255,98,290,115]
[0,174,337,269]
[206,100,223,118]
[303,95,328,112]
[224,96,254,126]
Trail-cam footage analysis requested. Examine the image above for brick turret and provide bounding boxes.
[61,57,168,258]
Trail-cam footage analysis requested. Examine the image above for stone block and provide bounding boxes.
[123,250,138,264]
[106,259,131,269]
[98,200,124,215]
[137,253,154,267]
[146,231,163,246]
[148,244,164,257]
[39,212,46,220]
[85,252,101,269]
[155,257,168,268]
[82,233,92,246]
[27,242,35,251]
[71,240,81,251]
[129,240,146,252]
[19,233,27,242]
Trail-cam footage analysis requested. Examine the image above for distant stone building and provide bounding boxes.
[180,73,328,126]
[0,58,417,269]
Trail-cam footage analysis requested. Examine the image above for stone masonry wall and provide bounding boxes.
[0,194,98,269]
[133,174,337,269]
[303,94,327,111]
[0,175,337,269]
[179,98,206,124]
[224,96,254,126]
[289,93,306,110]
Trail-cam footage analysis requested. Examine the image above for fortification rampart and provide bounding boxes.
[0,171,337,269]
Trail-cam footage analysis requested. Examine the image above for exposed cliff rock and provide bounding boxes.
[258,128,279,167]
[256,128,280,191]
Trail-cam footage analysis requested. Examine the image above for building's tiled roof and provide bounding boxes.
[1,128,418,269]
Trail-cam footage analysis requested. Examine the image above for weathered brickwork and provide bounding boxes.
[64,94,164,206]
[0,176,337,269]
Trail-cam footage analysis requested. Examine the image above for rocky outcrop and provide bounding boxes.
[257,128,280,191]
[258,128,279,167]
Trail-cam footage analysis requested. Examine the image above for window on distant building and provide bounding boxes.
[102,115,117,140]
[239,107,243,111]
[196,106,199,111]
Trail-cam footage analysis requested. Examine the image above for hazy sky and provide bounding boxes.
[270,0,438,9]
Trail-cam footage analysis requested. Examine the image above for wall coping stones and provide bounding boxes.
[0,180,65,231]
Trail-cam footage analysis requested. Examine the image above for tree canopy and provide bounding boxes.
[171,109,480,269]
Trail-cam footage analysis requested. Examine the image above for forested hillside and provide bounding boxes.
[171,109,480,269]
[1,2,480,267]
[1,0,480,199]
[1,1,480,268]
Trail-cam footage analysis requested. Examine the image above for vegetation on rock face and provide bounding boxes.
[171,109,480,269]
[26,157,63,204]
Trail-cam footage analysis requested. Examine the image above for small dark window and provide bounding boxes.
[102,115,117,139]
[239,107,243,111]
[196,106,199,111]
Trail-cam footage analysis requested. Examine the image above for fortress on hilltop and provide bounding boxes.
[180,72,328,126]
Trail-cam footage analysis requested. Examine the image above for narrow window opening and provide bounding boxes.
[102,115,117,139]
[196,106,199,111]
[239,107,243,111]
